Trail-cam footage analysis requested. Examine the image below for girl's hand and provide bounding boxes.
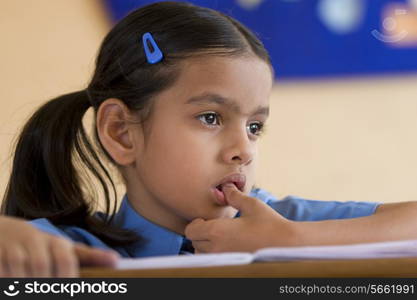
[0,216,119,277]
[185,184,299,253]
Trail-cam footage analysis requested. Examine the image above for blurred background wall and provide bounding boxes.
[1,0,417,204]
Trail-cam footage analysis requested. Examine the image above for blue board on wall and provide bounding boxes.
[103,0,417,80]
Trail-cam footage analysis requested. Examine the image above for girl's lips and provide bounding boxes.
[212,187,227,206]
[214,173,246,193]
[212,173,246,206]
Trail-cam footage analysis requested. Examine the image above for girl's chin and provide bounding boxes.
[201,206,238,220]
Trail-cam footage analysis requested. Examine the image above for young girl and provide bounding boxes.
[2,1,417,277]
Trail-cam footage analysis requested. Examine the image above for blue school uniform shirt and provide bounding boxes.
[29,188,379,257]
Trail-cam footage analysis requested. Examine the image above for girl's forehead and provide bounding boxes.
[164,56,273,106]
[180,55,272,79]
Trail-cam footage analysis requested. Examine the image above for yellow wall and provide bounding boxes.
[1,0,417,204]
[0,0,110,199]
[257,76,417,202]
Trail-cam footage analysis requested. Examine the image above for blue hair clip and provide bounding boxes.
[142,32,163,64]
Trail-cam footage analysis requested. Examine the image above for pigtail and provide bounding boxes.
[1,90,140,246]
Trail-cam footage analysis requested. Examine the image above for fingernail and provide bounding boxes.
[223,183,235,191]
[106,250,120,259]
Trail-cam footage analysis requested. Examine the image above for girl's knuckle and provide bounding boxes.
[51,236,71,249]
[8,251,25,265]
[32,257,50,273]
[59,255,76,268]
[209,225,223,239]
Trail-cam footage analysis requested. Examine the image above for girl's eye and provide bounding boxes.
[247,122,264,136]
[197,112,220,126]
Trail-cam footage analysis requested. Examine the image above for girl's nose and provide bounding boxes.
[221,130,254,166]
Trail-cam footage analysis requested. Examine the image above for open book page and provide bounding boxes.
[116,252,253,270]
[254,239,417,261]
[115,239,417,270]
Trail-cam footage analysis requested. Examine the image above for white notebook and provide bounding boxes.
[116,239,417,270]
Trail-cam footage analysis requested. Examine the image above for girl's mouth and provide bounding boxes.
[212,174,246,205]
[213,183,238,206]
[215,183,237,192]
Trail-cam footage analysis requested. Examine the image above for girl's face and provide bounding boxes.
[126,55,272,234]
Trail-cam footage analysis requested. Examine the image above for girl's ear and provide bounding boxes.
[96,98,143,166]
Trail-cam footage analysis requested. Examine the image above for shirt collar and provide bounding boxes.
[113,194,185,257]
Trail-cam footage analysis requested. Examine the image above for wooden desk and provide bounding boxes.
[81,258,417,277]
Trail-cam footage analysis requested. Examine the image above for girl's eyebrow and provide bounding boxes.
[186,92,269,117]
